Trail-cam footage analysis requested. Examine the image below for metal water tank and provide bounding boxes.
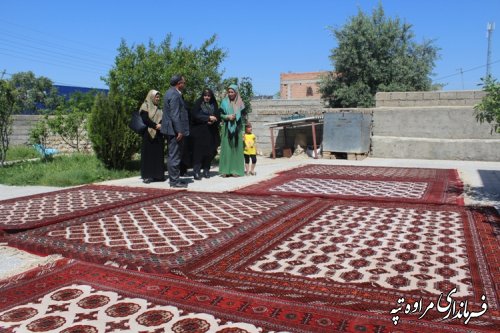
[322,112,372,153]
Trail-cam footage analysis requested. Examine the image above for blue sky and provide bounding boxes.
[0,0,499,95]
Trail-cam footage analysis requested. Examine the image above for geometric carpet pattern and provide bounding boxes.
[248,203,469,296]
[0,283,266,333]
[269,178,429,200]
[186,200,500,331]
[235,165,463,205]
[7,192,310,273]
[1,259,494,333]
[281,164,461,180]
[0,185,177,230]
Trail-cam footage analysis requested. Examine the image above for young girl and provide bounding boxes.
[243,123,257,175]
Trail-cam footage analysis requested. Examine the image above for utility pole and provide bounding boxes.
[486,22,495,79]
[457,68,464,89]
[0,70,5,80]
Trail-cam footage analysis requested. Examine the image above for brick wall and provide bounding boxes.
[280,72,327,100]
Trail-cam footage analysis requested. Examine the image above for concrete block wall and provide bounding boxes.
[372,90,500,161]
[375,90,486,107]
[9,115,92,153]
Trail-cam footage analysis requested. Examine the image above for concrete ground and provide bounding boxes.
[1,156,499,204]
[2,155,498,210]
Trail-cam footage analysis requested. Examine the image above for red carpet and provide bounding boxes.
[235,165,463,205]
[0,185,178,231]
[7,192,310,274]
[1,259,495,333]
[183,200,500,332]
[280,164,462,181]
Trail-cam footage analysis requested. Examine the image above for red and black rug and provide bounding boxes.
[0,185,178,231]
[235,165,463,205]
[7,192,311,274]
[183,200,500,332]
[0,259,495,333]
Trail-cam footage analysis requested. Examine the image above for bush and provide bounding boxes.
[474,76,500,134]
[87,93,139,169]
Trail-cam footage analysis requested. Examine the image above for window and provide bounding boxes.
[306,86,313,96]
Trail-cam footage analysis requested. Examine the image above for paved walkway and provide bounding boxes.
[1,156,500,210]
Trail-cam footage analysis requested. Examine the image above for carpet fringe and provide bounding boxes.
[0,245,62,281]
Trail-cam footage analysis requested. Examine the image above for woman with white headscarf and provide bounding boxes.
[139,90,165,183]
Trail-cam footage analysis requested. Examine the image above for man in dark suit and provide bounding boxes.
[161,75,190,188]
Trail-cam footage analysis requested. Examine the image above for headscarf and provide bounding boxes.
[140,90,162,138]
[193,88,218,117]
[220,84,245,135]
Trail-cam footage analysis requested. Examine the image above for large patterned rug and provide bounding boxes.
[0,259,494,333]
[235,165,463,205]
[6,192,311,274]
[0,185,177,231]
[184,200,500,332]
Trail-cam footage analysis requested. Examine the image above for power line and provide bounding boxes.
[434,59,500,82]
[0,19,114,57]
[0,35,112,68]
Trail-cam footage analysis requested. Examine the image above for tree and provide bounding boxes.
[0,80,15,166]
[28,120,52,160]
[47,91,96,152]
[9,71,63,114]
[87,93,138,169]
[103,34,227,111]
[474,76,500,134]
[96,34,228,169]
[320,3,440,107]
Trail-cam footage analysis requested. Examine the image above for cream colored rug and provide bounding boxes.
[0,244,62,281]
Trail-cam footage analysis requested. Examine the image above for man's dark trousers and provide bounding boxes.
[167,135,184,186]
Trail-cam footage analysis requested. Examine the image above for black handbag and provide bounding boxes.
[129,110,147,135]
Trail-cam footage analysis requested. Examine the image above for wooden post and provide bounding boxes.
[311,122,318,159]
[270,127,276,159]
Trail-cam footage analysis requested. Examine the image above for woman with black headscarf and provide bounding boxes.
[189,88,220,179]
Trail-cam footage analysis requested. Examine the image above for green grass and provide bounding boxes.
[5,145,39,161]
[0,153,140,186]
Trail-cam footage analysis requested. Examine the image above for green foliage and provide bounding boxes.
[320,3,440,107]
[103,34,227,110]
[29,119,50,146]
[9,71,63,114]
[0,79,15,166]
[5,145,38,161]
[474,76,500,134]
[0,153,139,186]
[28,119,53,160]
[88,93,138,169]
[47,91,96,152]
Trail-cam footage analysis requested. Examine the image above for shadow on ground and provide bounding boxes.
[465,170,500,207]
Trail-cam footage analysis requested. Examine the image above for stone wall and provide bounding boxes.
[9,90,500,161]
[9,115,92,153]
